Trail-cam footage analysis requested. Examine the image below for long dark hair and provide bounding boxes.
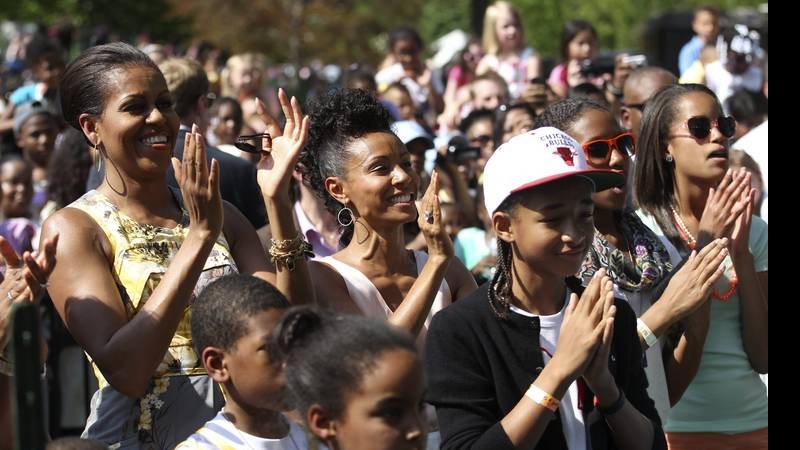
[633,83,722,251]
[560,20,596,63]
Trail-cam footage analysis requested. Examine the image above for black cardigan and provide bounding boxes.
[424,278,666,450]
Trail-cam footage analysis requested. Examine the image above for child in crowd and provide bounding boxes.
[177,274,312,449]
[274,306,427,450]
[425,127,665,450]
[383,82,418,122]
[13,100,60,219]
[469,72,510,113]
[678,6,720,76]
[0,156,36,254]
[548,20,600,99]
[634,84,767,449]
[476,1,540,100]
[376,26,444,121]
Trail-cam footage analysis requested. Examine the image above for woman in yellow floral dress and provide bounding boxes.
[39,43,293,449]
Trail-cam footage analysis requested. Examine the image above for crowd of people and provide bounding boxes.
[0,2,767,449]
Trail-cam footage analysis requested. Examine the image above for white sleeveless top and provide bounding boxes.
[318,250,452,346]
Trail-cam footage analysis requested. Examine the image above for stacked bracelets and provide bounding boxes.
[269,233,315,271]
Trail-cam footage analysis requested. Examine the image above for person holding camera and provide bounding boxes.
[548,20,599,99]
[549,20,642,108]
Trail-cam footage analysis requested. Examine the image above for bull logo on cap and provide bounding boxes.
[553,147,575,166]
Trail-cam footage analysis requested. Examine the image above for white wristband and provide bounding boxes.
[525,384,560,412]
[637,318,658,349]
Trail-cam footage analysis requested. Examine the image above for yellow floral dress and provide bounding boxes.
[70,190,237,449]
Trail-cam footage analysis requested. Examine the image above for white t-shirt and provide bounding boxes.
[704,61,763,114]
[613,286,670,425]
[510,295,586,450]
[175,410,314,450]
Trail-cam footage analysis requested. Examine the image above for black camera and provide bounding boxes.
[443,135,480,165]
[579,56,616,76]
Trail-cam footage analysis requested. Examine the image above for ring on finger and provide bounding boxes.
[6,290,15,303]
[424,211,433,223]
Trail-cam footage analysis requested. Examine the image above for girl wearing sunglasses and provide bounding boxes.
[634,84,767,449]
[535,97,730,427]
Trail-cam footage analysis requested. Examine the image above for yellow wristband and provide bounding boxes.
[525,384,560,412]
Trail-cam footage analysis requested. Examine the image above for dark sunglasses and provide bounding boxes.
[234,133,271,154]
[681,116,736,140]
[582,132,635,165]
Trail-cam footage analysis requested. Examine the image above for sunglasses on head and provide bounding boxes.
[582,132,635,165]
[681,116,736,140]
[234,133,271,154]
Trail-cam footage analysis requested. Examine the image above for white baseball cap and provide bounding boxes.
[391,120,434,149]
[483,127,624,214]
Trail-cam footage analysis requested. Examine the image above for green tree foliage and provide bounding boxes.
[175,0,430,67]
[416,0,764,62]
[511,0,765,60]
[0,0,190,44]
[0,0,764,66]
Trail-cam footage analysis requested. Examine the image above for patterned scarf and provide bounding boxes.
[580,210,673,292]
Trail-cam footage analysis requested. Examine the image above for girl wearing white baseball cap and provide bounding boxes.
[424,127,666,450]
[534,97,730,427]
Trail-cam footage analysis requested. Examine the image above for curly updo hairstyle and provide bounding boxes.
[298,88,393,247]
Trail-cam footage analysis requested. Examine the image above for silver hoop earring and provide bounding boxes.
[665,154,674,162]
[337,206,354,227]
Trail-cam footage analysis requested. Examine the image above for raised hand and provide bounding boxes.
[730,185,755,263]
[255,89,310,200]
[566,59,589,88]
[696,168,751,246]
[582,277,617,394]
[0,234,58,347]
[417,171,454,260]
[660,238,729,319]
[550,269,609,381]
[171,125,222,238]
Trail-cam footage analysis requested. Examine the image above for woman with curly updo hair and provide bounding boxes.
[256,88,476,342]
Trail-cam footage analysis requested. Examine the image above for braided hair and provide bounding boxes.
[298,88,393,247]
[533,96,609,133]
[486,97,610,319]
[486,193,524,320]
